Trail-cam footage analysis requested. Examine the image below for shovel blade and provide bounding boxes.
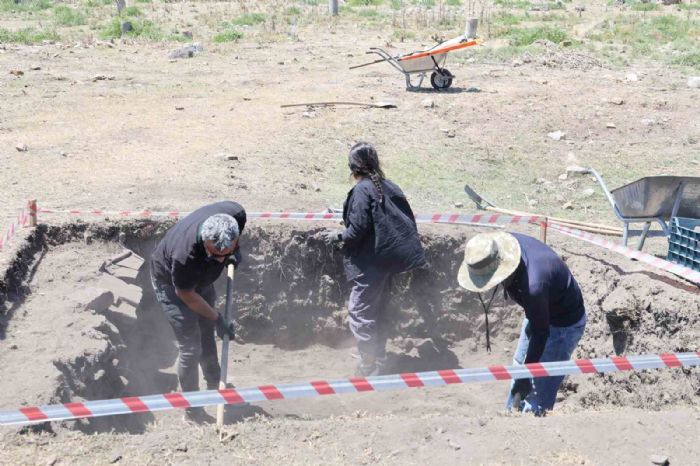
[464,183,493,209]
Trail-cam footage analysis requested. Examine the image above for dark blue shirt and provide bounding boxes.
[505,233,585,363]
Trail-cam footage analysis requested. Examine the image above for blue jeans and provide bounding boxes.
[505,312,587,414]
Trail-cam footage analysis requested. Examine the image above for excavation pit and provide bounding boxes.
[0,219,698,433]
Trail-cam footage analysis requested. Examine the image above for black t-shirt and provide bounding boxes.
[150,201,246,290]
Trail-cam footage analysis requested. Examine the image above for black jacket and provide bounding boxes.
[341,178,426,280]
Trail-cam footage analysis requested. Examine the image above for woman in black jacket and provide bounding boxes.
[323,142,426,376]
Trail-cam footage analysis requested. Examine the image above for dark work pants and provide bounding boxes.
[151,275,220,392]
[347,266,394,359]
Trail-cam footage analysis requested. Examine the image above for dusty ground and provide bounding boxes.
[1,0,699,464]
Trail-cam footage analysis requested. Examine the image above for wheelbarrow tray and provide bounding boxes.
[396,36,478,73]
[610,176,700,220]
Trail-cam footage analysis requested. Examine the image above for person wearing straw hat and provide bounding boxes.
[457,231,587,415]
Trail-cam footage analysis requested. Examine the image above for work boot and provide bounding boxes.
[355,355,386,377]
[183,407,214,425]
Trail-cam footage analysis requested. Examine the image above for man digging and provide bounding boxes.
[150,201,245,424]
[457,232,587,415]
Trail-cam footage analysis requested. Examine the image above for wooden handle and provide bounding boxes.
[484,206,622,234]
[216,264,235,429]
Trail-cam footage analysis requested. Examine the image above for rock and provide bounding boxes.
[688,77,700,89]
[60,150,68,157]
[641,118,655,126]
[110,454,123,464]
[547,130,566,141]
[558,173,568,181]
[45,456,58,466]
[9,69,23,76]
[608,98,624,105]
[422,98,435,108]
[175,106,184,111]
[169,43,203,60]
[562,201,574,210]
[454,202,464,208]
[560,40,572,47]
[93,74,115,82]
[580,188,595,198]
[215,153,238,161]
[649,454,670,466]
[29,65,41,71]
[120,21,133,34]
[625,72,638,82]
[182,31,193,39]
[606,122,616,129]
[528,199,539,207]
[15,143,28,152]
[465,87,481,92]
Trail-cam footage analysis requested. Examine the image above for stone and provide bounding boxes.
[528,199,539,207]
[74,287,114,314]
[29,65,41,71]
[422,98,435,108]
[625,72,638,82]
[547,130,566,141]
[215,153,238,161]
[558,173,568,181]
[580,188,595,198]
[9,69,23,76]
[562,201,574,210]
[608,98,624,105]
[454,202,464,208]
[169,43,203,60]
[120,21,133,34]
[560,40,572,47]
[15,143,28,152]
[93,74,115,82]
[649,454,670,466]
[687,77,700,89]
[641,118,655,126]
[606,122,616,129]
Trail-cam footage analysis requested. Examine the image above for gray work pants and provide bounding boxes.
[151,275,220,392]
[348,267,394,358]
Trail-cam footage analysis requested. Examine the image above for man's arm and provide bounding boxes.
[522,285,551,364]
[175,288,218,321]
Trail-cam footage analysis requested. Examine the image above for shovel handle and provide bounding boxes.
[216,264,235,428]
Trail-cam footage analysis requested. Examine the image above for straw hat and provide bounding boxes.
[457,232,521,292]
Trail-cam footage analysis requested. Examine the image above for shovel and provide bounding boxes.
[463,183,623,235]
[216,263,235,429]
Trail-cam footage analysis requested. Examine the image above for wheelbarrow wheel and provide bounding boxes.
[430,69,453,90]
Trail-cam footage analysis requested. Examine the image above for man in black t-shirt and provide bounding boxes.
[150,201,246,421]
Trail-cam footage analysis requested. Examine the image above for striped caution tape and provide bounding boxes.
[33,206,540,228]
[549,223,700,285]
[0,207,30,252]
[1,352,698,427]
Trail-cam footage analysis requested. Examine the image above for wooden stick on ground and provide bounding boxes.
[216,264,235,429]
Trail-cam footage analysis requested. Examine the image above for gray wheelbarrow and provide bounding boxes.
[569,167,700,250]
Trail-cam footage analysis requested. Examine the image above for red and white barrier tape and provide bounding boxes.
[34,206,541,227]
[26,204,700,284]
[1,352,697,427]
[0,208,30,252]
[549,223,700,285]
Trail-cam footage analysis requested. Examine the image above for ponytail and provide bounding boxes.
[348,141,386,202]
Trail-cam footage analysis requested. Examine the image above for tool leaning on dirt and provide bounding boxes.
[458,231,587,416]
[320,142,427,377]
[149,201,244,424]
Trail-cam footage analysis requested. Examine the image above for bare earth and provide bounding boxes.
[1,5,699,466]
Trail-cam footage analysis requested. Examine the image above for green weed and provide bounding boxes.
[412,0,436,6]
[53,5,87,26]
[285,6,302,15]
[213,26,243,43]
[0,0,50,13]
[231,12,266,26]
[122,6,143,17]
[631,2,659,12]
[445,0,461,5]
[99,18,163,40]
[358,8,379,17]
[348,0,383,5]
[497,25,569,46]
[495,12,522,26]
[0,26,59,43]
[493,0,531,9]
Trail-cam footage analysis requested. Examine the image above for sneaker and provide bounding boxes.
[183,407,214,425]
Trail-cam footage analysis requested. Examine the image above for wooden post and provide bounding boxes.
[28,199,37,227]
[329,0,338,16]
[216,264,235,429]
[466,18,479,39]
[540,217,548,245]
